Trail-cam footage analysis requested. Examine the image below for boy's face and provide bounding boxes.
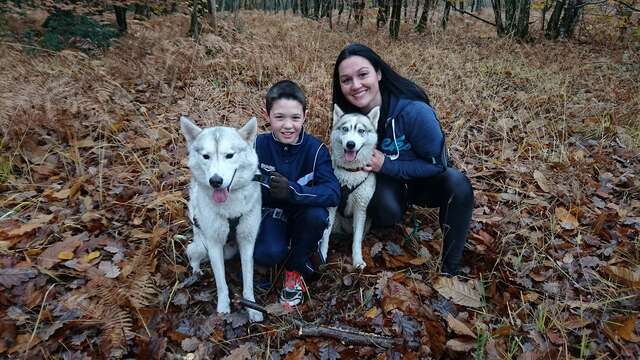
[265,99,306,144]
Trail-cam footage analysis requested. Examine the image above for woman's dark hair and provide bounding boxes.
[331,43,430,114]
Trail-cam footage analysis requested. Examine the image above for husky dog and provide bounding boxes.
[320,105,379,269]
[180,116,263,322]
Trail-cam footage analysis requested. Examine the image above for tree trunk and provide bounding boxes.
[415,0,431,32]
[516,0,530,38]
[346,0,353,30]
[377,0,390,28]
[207,0,217,29]
[114,5,127,33]
[545,0,564,39]
[413,0,421,23]
[389,0,402,38]
[354,0,365,25]
[189,0,200,40]
[541,0,549,31]
[559,0,582,38]
[134,2,150,18]
[403,0,408,22]
[441,0,451,29]
[492,0,531,39]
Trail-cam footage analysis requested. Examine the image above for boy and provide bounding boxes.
[254,80,340,306]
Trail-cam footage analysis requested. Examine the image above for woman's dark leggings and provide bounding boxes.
[367,167,474,275]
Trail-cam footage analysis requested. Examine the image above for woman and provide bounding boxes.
[332,43,474,275]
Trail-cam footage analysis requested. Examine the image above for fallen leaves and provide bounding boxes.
[533,170,551,193]
[602,265,640,288]
[433,277,482,308]
[555,207,579,230]
[445,313,476,338]
[0,267,38,288]
[37,233,86,269]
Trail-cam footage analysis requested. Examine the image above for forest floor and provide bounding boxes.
[1,6,639,360]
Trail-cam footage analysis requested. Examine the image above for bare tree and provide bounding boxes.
[390,0,402,38]
[415,0,432,32]
[491,0,531,39]
[377,0,390,28]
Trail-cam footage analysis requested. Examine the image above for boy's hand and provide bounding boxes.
[269,172,290,200]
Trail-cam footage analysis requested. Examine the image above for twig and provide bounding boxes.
[239,298,399,348]
[23,284,56,358]
[446,2,496,27]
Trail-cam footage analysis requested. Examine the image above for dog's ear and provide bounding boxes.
[238,117,258,144]
[180,116,202,146]
[366,106,380,130]
[332,104,344,127]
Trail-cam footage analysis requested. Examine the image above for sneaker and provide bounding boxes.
[279,270,306,306]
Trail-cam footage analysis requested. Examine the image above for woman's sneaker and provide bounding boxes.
[279,270,306,306]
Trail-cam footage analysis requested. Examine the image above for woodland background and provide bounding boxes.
[0,0,639,359]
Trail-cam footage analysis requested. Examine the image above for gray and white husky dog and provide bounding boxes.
[320,105,379,269]
[180,116,263,322]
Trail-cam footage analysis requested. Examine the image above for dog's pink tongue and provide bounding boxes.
[212,189,229,203]
[345,150,357,162]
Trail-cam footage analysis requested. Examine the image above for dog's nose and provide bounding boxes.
[346,141,356,150]
[209,175,223,188]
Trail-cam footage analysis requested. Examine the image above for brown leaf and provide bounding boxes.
[533,170,551,193]
[445,338,475,352]
[555,207,578,230]
[602,265,640,288]
[0,267,38,288]
[181,337,200,352]
[434,277,482,308]
[283,345,305,360]
[446,313,476,338]
[613,317,640,342]
[2,214,54,238]
[222,343,253,360]
[37,235,83,269]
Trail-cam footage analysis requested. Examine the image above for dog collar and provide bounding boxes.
[337,166,363,172]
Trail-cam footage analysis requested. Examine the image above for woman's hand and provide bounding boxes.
[362,149,385,173]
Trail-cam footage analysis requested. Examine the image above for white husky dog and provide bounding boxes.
[180,116,263,322]
[320,105,379,269]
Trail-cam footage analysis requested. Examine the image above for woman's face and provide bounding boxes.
[338,55,382,113]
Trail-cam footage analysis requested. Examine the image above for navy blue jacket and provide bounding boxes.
[378,95,448,180]
[255,131,340,209]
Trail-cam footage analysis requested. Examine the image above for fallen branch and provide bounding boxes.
[447,2,496,27]
[239,298,400,348]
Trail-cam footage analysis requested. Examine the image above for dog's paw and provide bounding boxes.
[248,309,264,322]
[217,302,231,314]
[353,258,367,270]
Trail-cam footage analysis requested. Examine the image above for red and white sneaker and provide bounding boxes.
[279,270,306,307]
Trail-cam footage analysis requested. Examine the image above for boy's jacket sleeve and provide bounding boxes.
[286,144,340,207]
[379,103,446,180]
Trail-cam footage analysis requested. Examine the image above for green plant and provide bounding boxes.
[40,9,120,53]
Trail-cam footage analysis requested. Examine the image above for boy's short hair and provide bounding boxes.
[265,80,307,114]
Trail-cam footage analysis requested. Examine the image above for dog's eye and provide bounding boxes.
[358,129,366,134]
[341,126,349,132]
[202,154,210,160]
[225,153,234,159]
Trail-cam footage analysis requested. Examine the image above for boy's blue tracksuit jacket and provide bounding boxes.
[377,95,448,180]
[255,131,340,210]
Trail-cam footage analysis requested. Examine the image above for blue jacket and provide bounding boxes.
[379,95,448,180]
[255,131,340,209]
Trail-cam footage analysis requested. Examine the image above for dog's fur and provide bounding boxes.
[180,116,263,322]
[320,105,379,269]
